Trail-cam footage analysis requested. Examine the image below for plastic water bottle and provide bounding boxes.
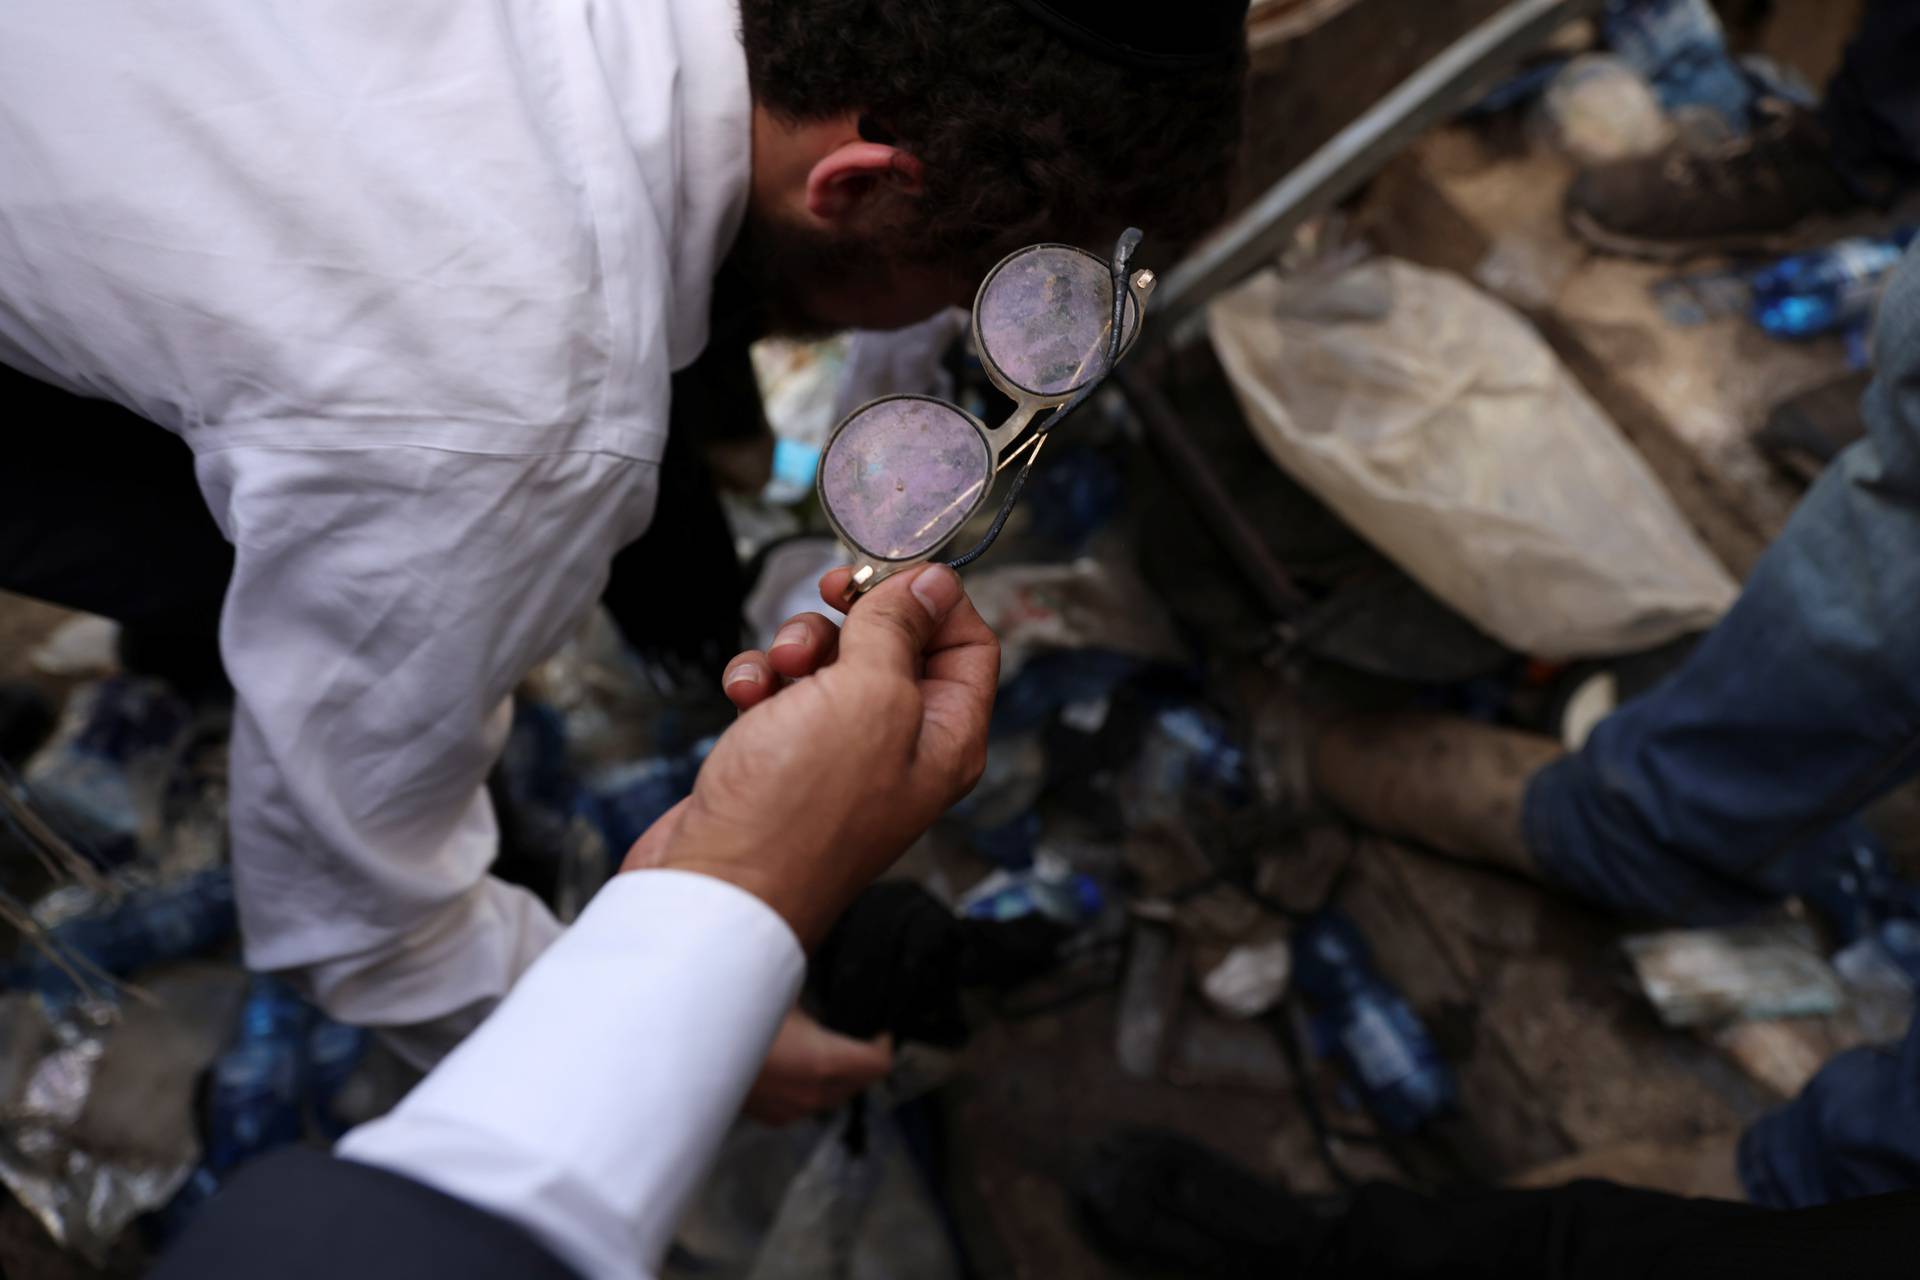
[203,976,310,1174]
[12,867,237,1006]
[958,856,1104,927]
[305,1017,371,1139]
[25,677,190,867]
[1750,231,1918,340]
[1122,703,1249,827]
[1604,0,1755,130]
[1293,911,1458,1135]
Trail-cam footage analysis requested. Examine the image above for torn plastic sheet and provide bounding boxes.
[0,997,189,1262]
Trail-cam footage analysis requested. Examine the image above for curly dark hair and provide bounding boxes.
[738,0,1247,275]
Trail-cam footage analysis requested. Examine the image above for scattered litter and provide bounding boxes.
[1749,230,1918,341]
[0,971,242,1261]
[1293,911,1457,1134]
[1602,0,1755,135]
[965,557,1184,680]
[9,867,236,1013]
[1622,923,1844,1028]
[1542,55,1673,165]
[1200,939,1294,1020]
[1651,266,1753,327]
[1115,920,1183,1081]
[25,678,192,870]
[753,338,848,448]
[1122,703,1249,830]
[957,853,1103,928]
[29,615,121,678]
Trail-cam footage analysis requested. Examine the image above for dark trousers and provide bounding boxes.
[1826,0,1920,184]
[0,355,751,694]
[1307,1179,1916,1279]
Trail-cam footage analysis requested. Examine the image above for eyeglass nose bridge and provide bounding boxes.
[832,246,1156,599]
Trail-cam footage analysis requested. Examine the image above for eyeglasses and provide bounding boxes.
[818,228,1155,596]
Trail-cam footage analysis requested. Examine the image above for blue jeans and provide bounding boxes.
[1524,243,1920,924]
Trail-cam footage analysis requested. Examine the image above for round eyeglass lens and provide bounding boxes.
[976,244,1140,398]
[819,397,992,562]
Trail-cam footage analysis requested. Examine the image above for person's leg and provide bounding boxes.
[1740,1010,1920,1209]
[0,364,232,696]
[1823,0,1920,193]
[1311,714,1559,878]
[1520,243,1920,922]
[1318,246,1920,924]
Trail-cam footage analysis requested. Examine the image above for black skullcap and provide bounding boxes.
[1007,0,1251,70]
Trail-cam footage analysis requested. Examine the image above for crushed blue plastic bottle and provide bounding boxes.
[960,865,1104,927]
[24,677,191,867]
[202,975,311,1175]
[9,867,237,1008]
[1749,230,1919,340]
[1293,911,1458,1135]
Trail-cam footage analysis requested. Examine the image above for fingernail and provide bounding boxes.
[772,623,810,651]
[910,564,962,618]
[725,664,763,688]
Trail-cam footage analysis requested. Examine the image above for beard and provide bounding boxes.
[724,207,890,340]
[721,201,964,340]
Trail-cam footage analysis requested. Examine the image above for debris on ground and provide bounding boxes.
[6,2,1920,1275]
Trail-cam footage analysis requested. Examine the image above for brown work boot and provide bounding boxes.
[1310,714,1564,878]
[1567,100,1860,260]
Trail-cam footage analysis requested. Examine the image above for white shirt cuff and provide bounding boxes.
[337,870,804,1280]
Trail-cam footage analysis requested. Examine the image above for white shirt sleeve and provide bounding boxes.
[337,870,804,1280]
[194,440,661,1047]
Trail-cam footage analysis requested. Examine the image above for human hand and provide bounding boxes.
[622,563,997,948]
[744,1009,893,1126]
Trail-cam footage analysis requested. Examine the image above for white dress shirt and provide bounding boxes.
[340,869,804,1280]
[0,0,752,1045]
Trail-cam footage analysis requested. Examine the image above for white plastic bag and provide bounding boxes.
[1209,259,1737,658]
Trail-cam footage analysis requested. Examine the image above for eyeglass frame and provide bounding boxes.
[818,230,1156,596]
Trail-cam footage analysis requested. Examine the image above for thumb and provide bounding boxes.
[813,1026,895,1083]
[838,564,964,677]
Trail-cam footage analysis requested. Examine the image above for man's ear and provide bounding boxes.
[805,141,924,224]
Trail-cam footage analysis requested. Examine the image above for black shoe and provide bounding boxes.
[1568,101,1861,260]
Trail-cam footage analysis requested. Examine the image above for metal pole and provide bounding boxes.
[1154,0,1603,331]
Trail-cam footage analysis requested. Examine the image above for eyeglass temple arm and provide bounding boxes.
[944,228,1142,572]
